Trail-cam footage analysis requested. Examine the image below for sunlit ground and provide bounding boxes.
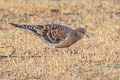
[0,0,120,80]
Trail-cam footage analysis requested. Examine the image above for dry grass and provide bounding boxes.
[0,0,120,80]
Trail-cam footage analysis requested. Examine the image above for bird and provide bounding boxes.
[9,23,89,48]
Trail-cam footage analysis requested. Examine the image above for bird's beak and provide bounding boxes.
[85,33,89,38]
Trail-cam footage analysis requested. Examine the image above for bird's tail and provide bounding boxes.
[9,23,31,29]
[9,23,41,36]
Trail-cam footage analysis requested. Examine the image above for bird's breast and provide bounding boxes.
[54,33,80,48]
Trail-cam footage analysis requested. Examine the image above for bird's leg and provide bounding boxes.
[50,45,59,53]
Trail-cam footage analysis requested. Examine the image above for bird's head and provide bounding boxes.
[75,27,89,38]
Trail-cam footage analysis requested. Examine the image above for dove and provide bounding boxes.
[9,23,88,48]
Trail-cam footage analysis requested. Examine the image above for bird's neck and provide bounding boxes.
[72,31,82,39]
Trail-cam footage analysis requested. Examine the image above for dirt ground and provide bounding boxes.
[0,0,120,80]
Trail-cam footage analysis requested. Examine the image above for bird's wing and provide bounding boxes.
[38,24,69,44]
[9,23,70,44]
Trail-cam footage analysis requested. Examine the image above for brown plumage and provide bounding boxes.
[9,23,88,48]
